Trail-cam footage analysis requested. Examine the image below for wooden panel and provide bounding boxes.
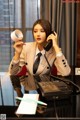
[76,3,80,67]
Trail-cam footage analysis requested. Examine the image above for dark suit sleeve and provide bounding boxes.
[10,75,21,89]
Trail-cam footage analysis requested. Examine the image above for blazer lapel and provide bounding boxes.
[26,43,55,75]
[27,42,37,74]
[37,48,56,74]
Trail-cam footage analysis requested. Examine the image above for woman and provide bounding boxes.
[9,19,71,97]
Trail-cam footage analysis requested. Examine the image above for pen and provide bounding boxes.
[16,97,47,106]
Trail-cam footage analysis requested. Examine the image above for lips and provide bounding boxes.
[37,38,41,41]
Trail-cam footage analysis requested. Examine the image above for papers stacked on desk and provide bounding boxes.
[16,94,39,115]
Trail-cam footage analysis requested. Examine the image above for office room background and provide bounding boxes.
[0,0,80,106]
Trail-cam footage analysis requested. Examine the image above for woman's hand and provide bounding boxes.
[47,32,61,54]
[13,41,24,54]
[13,41,24,60]
[47,31,58,47]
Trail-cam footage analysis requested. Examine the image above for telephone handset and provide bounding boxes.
[44,40,52,51]
[44,31,55,51]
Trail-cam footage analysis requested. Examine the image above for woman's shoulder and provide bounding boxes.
[25,41,36,46]
[23,41,36,50]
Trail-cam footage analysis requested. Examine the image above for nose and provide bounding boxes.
[37,31,41,36]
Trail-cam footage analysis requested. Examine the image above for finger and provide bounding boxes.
[54,31,56,34]
[15,41,24,46]
[13,44,23,49]
[53,31,57,36]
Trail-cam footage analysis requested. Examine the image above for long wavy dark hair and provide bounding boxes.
[32,19,52,38]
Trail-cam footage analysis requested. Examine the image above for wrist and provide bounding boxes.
[53,44,62,54]
[15,88,23,97]
[13,52,20,61]
[56,51,63,57]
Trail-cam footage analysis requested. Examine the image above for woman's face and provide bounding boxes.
[33,24,46,45]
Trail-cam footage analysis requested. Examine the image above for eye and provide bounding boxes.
[41,29,45,32]
[33,30,37,33]
[41,30,45,32]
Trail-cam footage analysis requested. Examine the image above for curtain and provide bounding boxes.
[40,0,77,68]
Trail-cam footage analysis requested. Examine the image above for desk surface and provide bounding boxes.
[0,75,80,120]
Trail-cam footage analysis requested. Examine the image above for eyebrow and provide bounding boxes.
[33,28,44,31]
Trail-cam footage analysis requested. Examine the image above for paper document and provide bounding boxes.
[16,94,39,115]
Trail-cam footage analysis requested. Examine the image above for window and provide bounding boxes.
[0,0,40,72]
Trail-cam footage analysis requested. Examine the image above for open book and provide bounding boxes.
[16,94,39,115]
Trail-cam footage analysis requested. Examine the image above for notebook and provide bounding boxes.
[16,94,39,115]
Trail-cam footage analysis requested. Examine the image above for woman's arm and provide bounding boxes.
[47,32,71,76]
[54,55,71,76]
